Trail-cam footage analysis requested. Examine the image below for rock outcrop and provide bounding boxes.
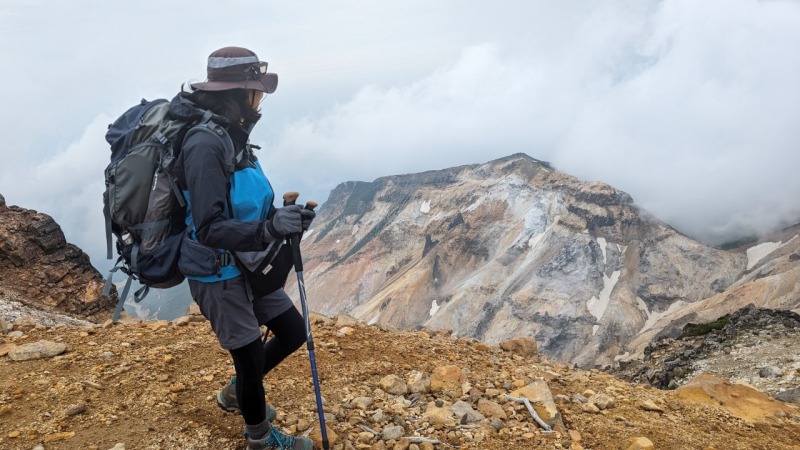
[0,194,115,322]
[612,304,800,401]
[289,154,760,367]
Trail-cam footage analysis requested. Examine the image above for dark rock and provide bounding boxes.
[612,305,800,390]
[775,388,800,405]
[759,366,783,379]
[0,198,115,322]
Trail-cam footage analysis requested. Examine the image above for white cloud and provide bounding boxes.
[266,0,800,245]
[1,114,111,270]
[2,0,799,274]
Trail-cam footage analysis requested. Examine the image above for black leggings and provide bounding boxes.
[229,306,306,425]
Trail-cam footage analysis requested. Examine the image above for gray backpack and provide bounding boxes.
[102,98,233,320]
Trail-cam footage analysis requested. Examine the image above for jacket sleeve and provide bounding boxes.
[180,130,271,251]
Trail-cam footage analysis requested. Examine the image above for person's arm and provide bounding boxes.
[181,132,270,251]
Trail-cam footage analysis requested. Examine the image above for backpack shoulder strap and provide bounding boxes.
[183,114,242,176]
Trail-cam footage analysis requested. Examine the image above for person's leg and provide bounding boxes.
[230,338,266,425]
[233,336,313,450]
[249,288,305,375]
[188,278,275,421]
[262,306,306,375]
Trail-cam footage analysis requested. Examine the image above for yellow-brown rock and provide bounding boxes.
[499,337,538,357]
[430,365,467,397]
[674,374,799,423]
[626,437,654,450]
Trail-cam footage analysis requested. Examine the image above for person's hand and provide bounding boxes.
[265,205,304,240]
[300,208,315,230]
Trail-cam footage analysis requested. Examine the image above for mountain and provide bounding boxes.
[289,153,797,368]
[624,222,800,359]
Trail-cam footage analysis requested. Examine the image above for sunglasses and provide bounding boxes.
[245,62,268,76]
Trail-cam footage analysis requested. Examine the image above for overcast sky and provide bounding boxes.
[1,0,799,273]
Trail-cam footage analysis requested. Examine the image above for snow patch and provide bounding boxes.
[420,200,431,213]
[429,300,440,317]
[336,239,341,244]
[638,298,688,334]
[586,270,620,322]
[746,241,782,270]
[592,325,600,336]
[596,237,607,264]
[368,312,380,325]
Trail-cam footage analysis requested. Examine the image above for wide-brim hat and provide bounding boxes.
[190,46,278,94]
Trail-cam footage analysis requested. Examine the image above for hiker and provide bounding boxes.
[171,46,315,450]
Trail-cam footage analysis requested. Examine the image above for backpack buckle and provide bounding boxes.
[216,252,234,267]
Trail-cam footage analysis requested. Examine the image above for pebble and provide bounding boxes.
[352,397,374,410]
[451,400,484,423]
[380,374,408,395]
[477,398,507,419]
[572,393,588,404]
[592,393,615,410]
[759,366,783,379]
[626,436,654,450]
[640,400,664,413]
[7,340,67,361]
[580,402,600,414]
[406,370,431,394]
[381,425,405,440]
[337,326,355,337]
[65,404,88,416]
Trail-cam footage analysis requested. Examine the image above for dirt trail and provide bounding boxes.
[1,317,799,450]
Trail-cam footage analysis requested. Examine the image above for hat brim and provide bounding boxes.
[191,73,278,94]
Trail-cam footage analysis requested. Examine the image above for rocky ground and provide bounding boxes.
[1,309,799,450]
[612,305,800,404]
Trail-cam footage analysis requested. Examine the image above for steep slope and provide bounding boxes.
[625,223,800,358]
[290,154,749,367]
[0,194,115,322]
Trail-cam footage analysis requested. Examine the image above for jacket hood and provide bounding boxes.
[168,94,230,125]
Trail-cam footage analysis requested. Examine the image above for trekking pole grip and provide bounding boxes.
[282,193,317,273]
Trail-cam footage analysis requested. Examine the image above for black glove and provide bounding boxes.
[265,205,304,241]
[300,208,316,231]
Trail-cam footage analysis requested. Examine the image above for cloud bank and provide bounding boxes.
[266,0,800,245]
[2,0,799,274]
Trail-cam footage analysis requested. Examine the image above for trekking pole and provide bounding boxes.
[283,192,329,450]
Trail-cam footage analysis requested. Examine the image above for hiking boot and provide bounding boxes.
[246,426,313,450]
[216,376,277,422]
